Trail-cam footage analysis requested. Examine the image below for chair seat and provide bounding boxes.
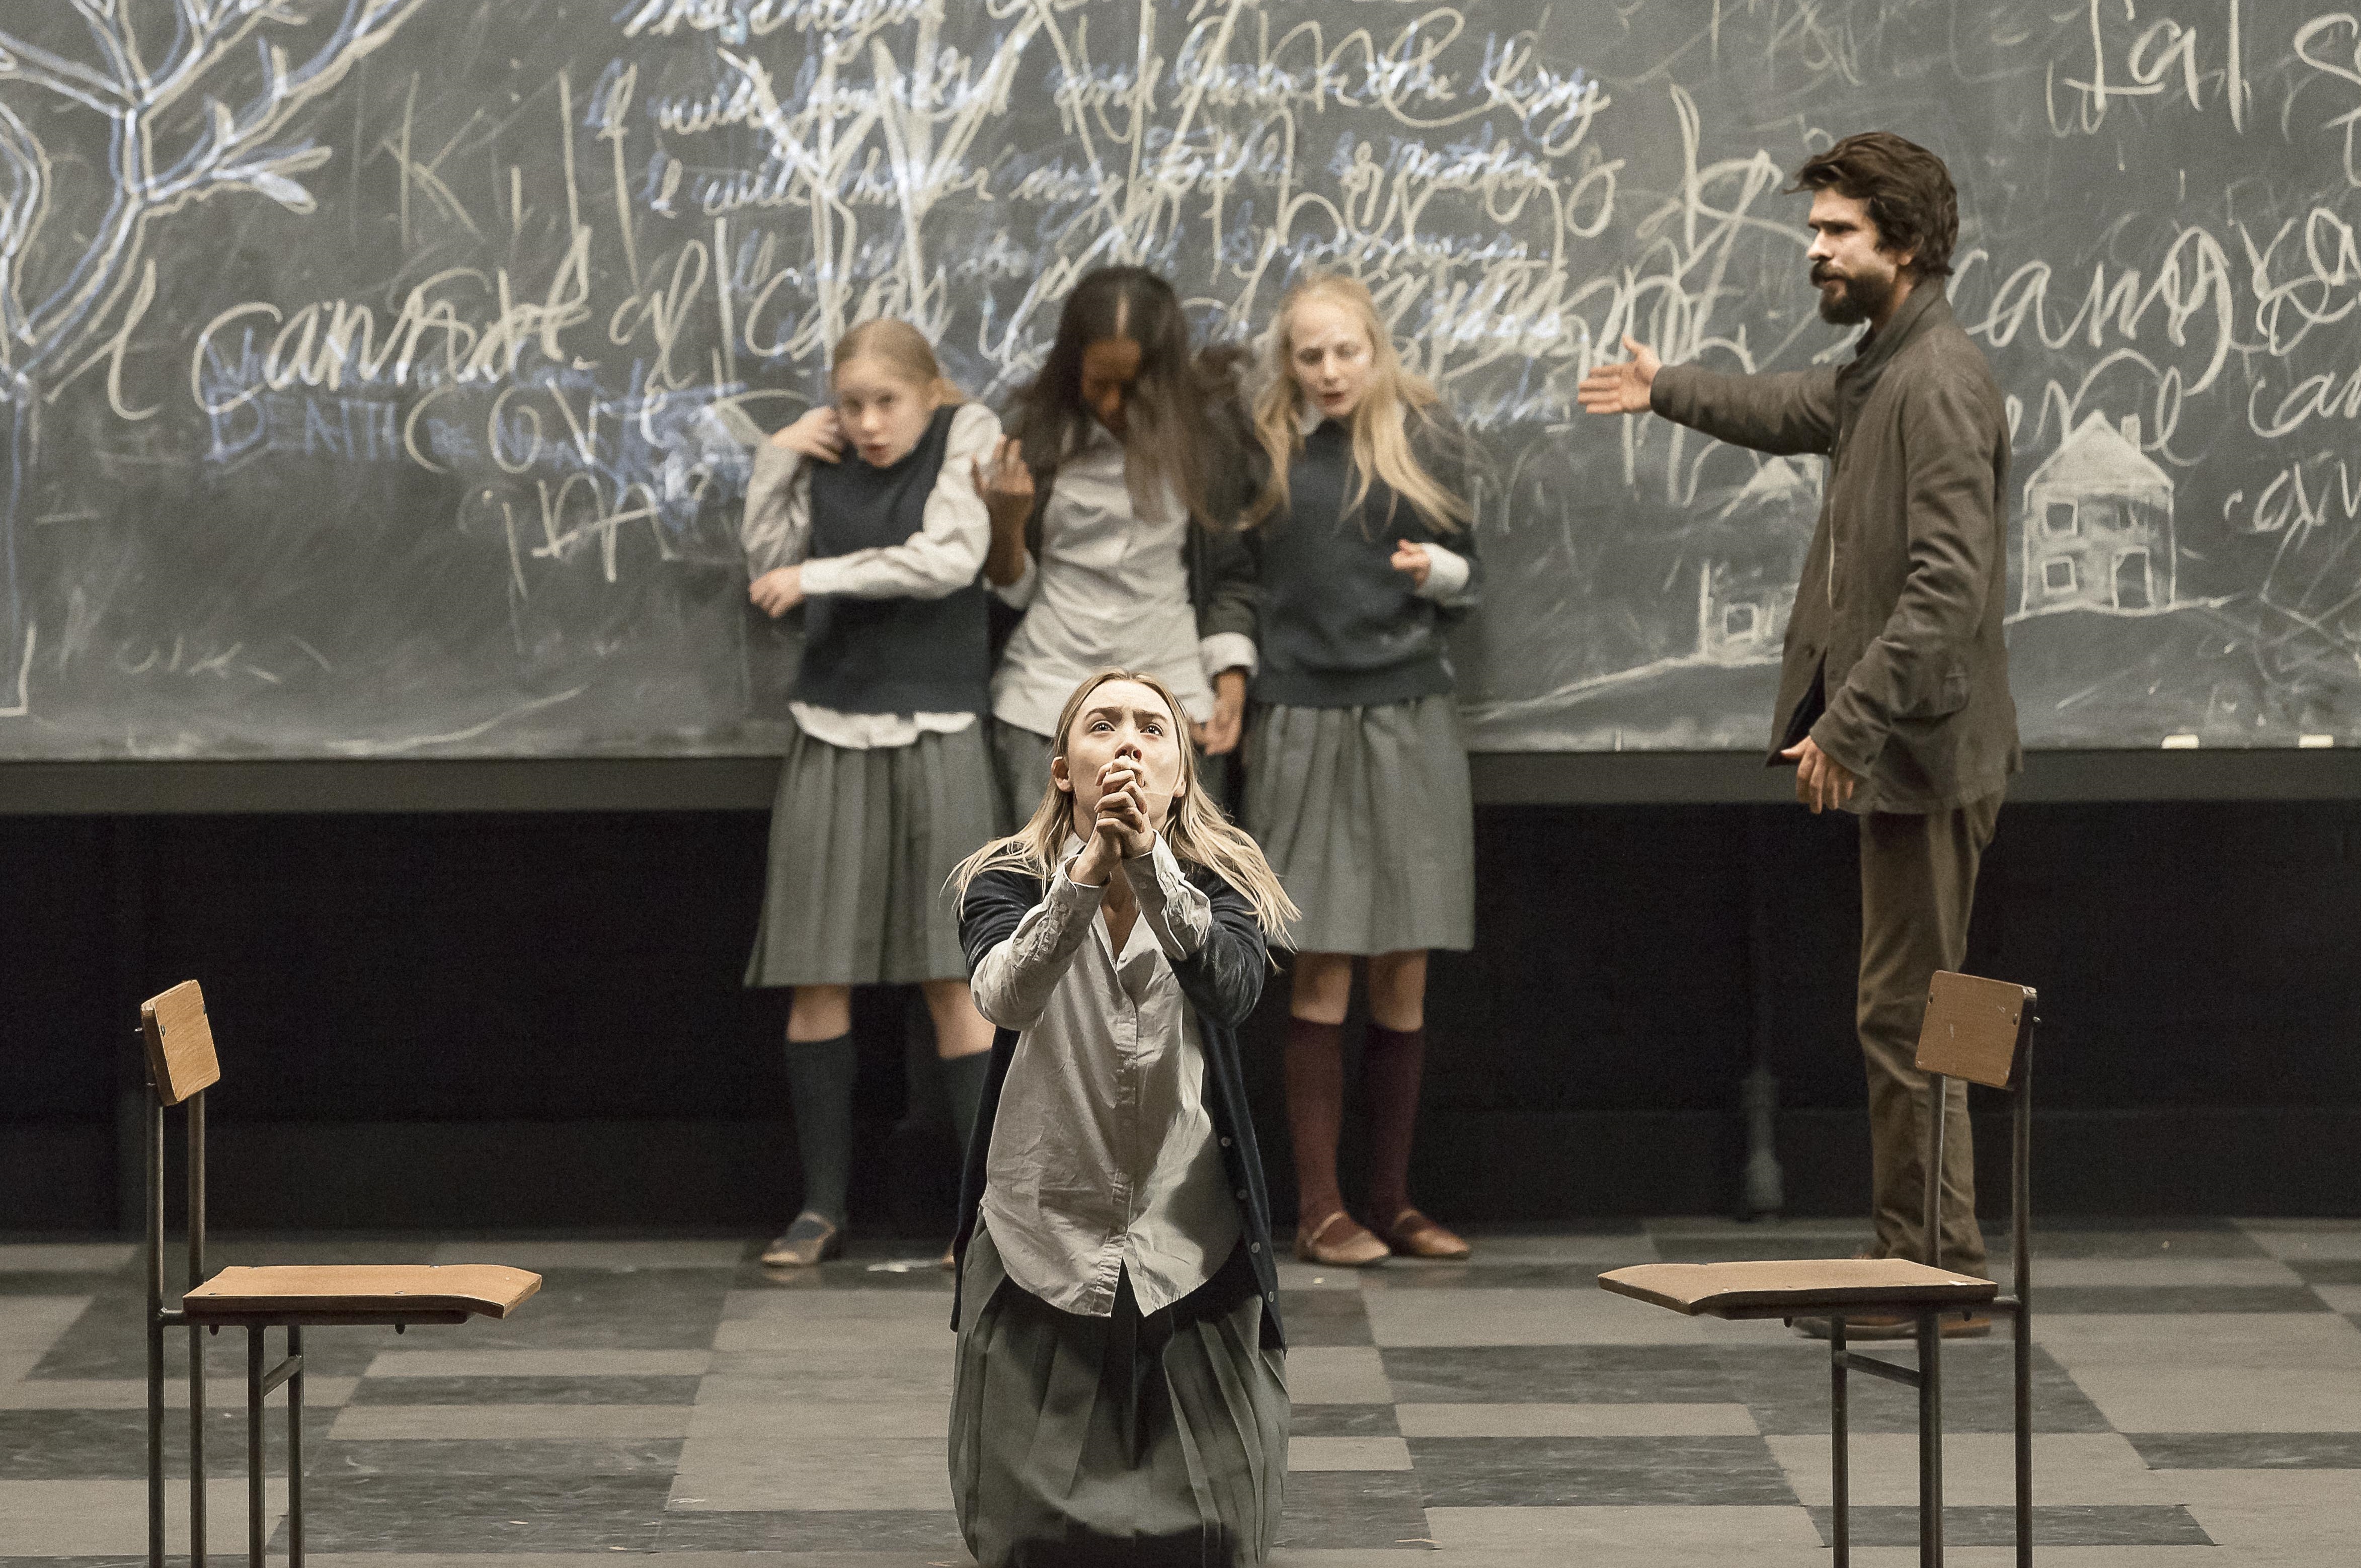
[182,1264,541,1321]
[1599,1259,1997,1319]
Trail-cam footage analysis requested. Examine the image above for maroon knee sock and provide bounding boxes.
[1284,1018,1346,1227]
[1363,1024,1428,1227]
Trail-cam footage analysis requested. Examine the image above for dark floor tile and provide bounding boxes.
[1290,1403,1400,1437]
[32,1297,397,1379]
[1806,1504,2212,1547]
[2291,1259,2361,1285]
[1361,1263,1607,1289]
[0,1272,134,1296]
[2128,1431,2361,1469]
[312,1437,684,1476]
[1719,1343,2111,1434]
[262,1471,676,1551]
[0,1407,329,1480]
[1271,1471,1433,1549]
[1408,1434,1792,1507]
[652,1509,967,1550]
[348,1373,703,1405]
[439,1268,734,1351]
[2027,1224,2266,1260]
[1384,1345,1732,1405]
[732,1242,961,1293]
[1278,1290,1373,1346]
[1651,1239,1873,1265]
[2039,1285,2328,1314]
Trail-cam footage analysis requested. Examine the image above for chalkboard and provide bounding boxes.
[1,1,2354,760]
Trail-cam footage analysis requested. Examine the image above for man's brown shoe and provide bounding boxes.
[1295,1210,1390,1267]
[1384,1208,1473,1260]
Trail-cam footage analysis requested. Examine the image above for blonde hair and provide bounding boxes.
[832,318,964,407]
[952,670,1299,940]
[1248,273,1470,532]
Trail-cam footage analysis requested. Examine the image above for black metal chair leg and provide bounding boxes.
[146,1311,164,1568]
[2015,1303,2033,1567]
[1918,1311,1945,1568]
[288,1325,305,1568]
[1831,1315,1850,1568]
[191,1322,207,1568]
[247,1328,265,1568]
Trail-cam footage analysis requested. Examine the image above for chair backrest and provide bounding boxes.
[1914,970,2034,1090]
[141,981,221,1107]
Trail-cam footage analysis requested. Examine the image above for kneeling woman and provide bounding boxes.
[948,670,1298,1567]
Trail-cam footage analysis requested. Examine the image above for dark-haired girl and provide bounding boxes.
[1242,274,1481,1268]
[974,266,1262,822]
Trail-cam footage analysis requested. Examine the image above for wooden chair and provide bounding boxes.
[1599,971,2039,1568]
[140,981,542,1568]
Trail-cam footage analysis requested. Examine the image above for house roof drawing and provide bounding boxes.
[2025,412,2172,507]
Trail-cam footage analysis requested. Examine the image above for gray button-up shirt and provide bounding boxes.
[988,423,1256,735]
[971,833,1242,1317]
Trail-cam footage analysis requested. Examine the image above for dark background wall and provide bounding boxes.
[4,800,2357,1233]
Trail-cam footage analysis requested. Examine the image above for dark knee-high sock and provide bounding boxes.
[784,1032,857,1226]
[1363,1024,1428,1226]
[1285,1018,1347,1226]
[940,1050,990,1158]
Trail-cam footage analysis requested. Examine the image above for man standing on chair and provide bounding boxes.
[1580,132,2019,1330]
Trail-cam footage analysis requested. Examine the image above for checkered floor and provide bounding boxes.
[3,1218,2356,1565]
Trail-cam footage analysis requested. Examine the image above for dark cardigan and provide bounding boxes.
[950,861,1286,1351]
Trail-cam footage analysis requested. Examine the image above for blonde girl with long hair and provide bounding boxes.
[1242,273,1483,1268]
[740,318,1006,1268]
[946,668,1295,1567]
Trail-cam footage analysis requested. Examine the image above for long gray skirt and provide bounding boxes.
[743,720,1002,988]
[950,1225,1288,1568]
[992,718,1236,832]
[1243,693,1475,955]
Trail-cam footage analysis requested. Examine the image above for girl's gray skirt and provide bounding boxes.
[992,718,1237,832]
[743,719,1003,988]
[951,1224,1287,1567]
[1243,692,1475,955]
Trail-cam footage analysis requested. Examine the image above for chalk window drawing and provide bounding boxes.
[2045,558,2080,595]
[1722,604,1758,640]
[2044,502,2079,537]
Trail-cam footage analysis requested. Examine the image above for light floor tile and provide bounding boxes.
[0,1243,135,1272]
[1396,1401,1758,1438]
[670,1416,955,1512]
[1288,1436,1413,1471]
[0,1373,359,1408]
[1768,1432,2173,1507]
[1455,1234,1661,1264]
[2066,1364,2361,1433]
[327,1402,693,1439]
[0,1477,286,1554]
[2019,1259,2305,1288]
[1427,1503,1824,1553]
[2310,1283,2361,1313]
[685,1399,948,1440]
[431,1239,749,1270]
[2169,1469,2361,1563]
[1362,1287,1707,1347]
[366,1348,712,1377]
[1285,1346,1392,1405]
[0,1295,91,1351]
[2032,1313,2361,1367]
[2237,1222,2361,1262]
[693,1347,955,1402]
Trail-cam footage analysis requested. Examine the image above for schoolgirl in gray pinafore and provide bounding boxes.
[1243,411,1479,955]
[743,403,1006,986]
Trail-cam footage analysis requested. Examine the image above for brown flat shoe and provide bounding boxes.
[1384,1208,1472,1261]
[1295,1210,1390,1267]
[759,1211,843,1268]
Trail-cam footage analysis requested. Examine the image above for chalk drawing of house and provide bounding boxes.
[2021,412,2175,613]
[1696,456,1818,665]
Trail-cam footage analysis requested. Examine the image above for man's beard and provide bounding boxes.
[1814,267,1895,326]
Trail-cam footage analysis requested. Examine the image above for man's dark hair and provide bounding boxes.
[1788,132,1958,279]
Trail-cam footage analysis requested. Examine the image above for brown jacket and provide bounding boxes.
[1650,286,2020,812]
